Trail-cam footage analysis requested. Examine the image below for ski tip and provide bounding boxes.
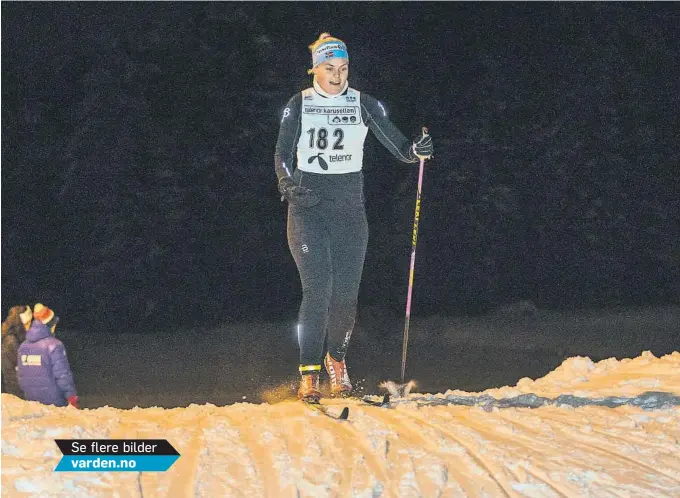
[339,407,349,420]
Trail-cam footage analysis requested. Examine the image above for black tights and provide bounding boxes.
[287,170,368,367]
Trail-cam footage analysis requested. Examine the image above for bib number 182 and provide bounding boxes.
[307,128,344,150]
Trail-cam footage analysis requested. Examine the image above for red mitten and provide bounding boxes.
[67,396,80,409]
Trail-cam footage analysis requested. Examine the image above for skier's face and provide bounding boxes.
[313,59,349,95]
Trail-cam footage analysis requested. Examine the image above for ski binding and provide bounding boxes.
[303,401,349,420]
[361,392,391,408]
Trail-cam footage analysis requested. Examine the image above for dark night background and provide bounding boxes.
[2,3,679,405]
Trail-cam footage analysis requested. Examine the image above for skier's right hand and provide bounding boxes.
[278,177,320,208]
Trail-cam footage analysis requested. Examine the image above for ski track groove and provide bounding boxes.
[457,407,602,496]
[218,408,288,498]
[355,404,469,497]
[447,408,577,497]
[392,406,558,498]
[385,425,435,497]
[273,401,390,497]
[492,408,680,489]
[136,472,144,498]
[502,408,680,485]
[310,401,462,496]
[167,415,205,498]
[306,403,392,494]
[106,415,176,497]
[532,407,680,461]
[300,403,358,496]
[205,414,258,497]
[275,414,311,496]
[356,404,512,497]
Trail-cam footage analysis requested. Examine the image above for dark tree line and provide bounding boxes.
[2,3,678,330]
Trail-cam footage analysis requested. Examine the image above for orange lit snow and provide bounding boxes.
[2,352,679,497]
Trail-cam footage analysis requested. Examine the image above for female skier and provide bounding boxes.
[275,33,433,402]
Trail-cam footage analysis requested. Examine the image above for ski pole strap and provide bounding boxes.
[299,364,321,374]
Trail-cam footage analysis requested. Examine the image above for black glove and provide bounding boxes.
[411,131,433,159]
[278,177,320,208]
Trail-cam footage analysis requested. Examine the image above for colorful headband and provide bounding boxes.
[309,34,349,73]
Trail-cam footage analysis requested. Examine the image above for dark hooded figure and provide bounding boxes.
[1,305,32,397]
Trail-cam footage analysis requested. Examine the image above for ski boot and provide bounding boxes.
[324,353,352,397]
[298,370,322,403]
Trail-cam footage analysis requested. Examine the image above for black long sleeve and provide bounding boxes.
[360,93,418,164]
[274,93,302,182]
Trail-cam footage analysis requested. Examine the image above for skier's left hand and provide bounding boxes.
[278,177,320,208]
[412,131,433,160]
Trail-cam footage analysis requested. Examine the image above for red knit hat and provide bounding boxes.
[33,303,55,324]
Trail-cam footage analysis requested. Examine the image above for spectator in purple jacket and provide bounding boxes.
[17,304,79,408]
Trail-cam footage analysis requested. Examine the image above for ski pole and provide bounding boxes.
[401,127,429,384]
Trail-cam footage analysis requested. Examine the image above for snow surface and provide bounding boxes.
[2,351,679,497]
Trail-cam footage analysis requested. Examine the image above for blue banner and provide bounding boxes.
[55,455,179,472]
